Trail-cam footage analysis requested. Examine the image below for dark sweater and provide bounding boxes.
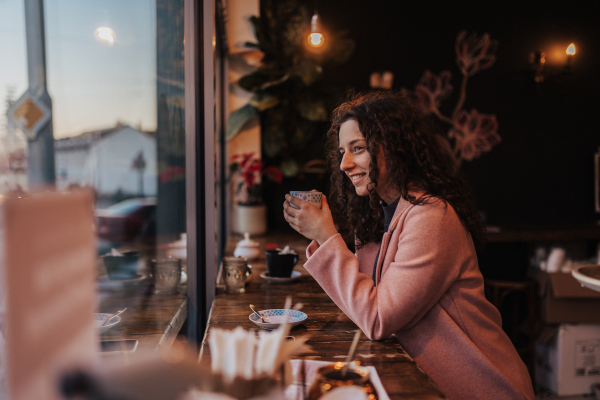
[372,198,400,285]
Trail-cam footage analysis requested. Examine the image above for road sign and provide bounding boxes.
[6,90,51,140]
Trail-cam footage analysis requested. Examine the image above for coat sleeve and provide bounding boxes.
[303,201,472,340]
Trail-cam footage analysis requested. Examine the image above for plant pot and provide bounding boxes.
[234,204,267,236]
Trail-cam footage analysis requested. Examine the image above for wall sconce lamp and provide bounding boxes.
[530,43,576,83]
[307,1,324,48]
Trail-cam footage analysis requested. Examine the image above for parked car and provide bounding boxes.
[95,197,156,245]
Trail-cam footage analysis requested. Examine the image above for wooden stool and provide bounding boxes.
[484,278,537,377]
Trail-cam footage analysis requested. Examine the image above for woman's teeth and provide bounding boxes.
[352,174,365,181]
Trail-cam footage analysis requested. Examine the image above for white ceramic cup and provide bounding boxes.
[290,191,322,209]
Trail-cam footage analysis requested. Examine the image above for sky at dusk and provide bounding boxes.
[0,0,157,139]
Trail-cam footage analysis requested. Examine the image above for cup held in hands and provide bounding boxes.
[289,191,322,209]
[266,250,299,278]
[102,251,140,280]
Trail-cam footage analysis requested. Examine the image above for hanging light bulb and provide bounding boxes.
[564,43,576,74]
[308,13,324,48]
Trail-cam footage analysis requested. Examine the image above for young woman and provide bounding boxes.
[283,91,535,400]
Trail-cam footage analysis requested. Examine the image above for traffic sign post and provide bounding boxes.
[19,0,56,187]
[6,90,52,141]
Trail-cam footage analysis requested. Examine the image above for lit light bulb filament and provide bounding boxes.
[308,14,324,48]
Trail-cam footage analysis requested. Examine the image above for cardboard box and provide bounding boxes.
[530,268,600,324]
[535,324,600,396]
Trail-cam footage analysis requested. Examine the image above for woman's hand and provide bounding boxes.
[283,193,338,245]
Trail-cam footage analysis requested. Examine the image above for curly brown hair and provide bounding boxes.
[327,90,486,250]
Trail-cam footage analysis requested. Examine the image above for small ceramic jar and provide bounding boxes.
[234,232,261,261]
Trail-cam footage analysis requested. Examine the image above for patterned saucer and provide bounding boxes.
[249,309,307,330]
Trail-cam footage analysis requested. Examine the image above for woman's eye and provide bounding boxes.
[354,146,363,152]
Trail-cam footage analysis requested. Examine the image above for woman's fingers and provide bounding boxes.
[284,194,303,210]
[283,193,337,243]
[283,206,300,232]
[321,194,329,210]
[283,198,299,219]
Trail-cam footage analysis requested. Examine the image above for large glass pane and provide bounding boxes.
[0,0,188,357]
[0,2,28,193]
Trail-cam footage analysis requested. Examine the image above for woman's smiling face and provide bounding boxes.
[338,119,393,201]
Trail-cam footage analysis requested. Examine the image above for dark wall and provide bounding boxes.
[309,0,600,225]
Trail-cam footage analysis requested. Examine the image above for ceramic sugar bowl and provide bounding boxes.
[234,232,260,261]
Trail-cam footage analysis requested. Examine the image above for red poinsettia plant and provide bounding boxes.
[230,153,283,205]
[402,30,501,170]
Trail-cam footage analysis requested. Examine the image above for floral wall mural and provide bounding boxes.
[401,31,501,170]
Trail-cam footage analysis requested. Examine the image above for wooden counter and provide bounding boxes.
[98,276,187,352]
[201,232,445,400]
[486,222,600,243]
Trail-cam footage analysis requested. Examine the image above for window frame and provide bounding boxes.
[184,0,217,344]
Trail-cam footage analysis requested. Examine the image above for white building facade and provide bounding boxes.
[55,125,157,198]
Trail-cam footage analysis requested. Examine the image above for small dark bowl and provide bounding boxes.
[103,251,140,280]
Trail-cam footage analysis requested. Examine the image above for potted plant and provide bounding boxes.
[230,153,282,235]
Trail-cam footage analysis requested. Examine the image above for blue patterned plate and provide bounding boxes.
[249,309,307,330]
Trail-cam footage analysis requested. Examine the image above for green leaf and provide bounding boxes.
[329,38,356,66]
[249,16,270,48]
[238,71,273,92]
[280,159,299,177]
[226,104,258,141]
[262,107,288,158]
[293,59,323,86]
[249,92,280,112]
[296,98,329,122]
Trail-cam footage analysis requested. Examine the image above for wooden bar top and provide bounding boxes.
[201,232,445,400]
[97,272,187,352]
[486,222,600,242]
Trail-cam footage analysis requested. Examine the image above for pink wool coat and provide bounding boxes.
[304,196,535,400]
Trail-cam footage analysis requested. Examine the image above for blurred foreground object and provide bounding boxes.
[206,298,310,397]
[60,299,310,399]
[2,190,97,400]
